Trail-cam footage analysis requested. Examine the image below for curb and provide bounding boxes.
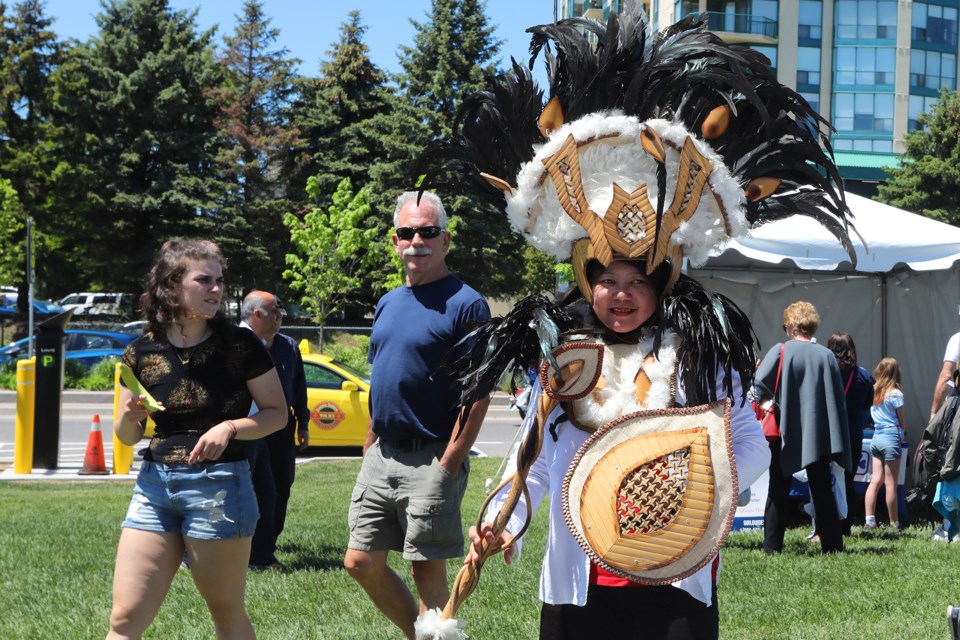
[0,389,113,403]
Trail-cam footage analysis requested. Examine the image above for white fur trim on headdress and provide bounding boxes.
[504,112,747,267]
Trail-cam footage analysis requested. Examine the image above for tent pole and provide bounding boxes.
[880,273,887,356]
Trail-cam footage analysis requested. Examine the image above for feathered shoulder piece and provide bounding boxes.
[444,294,579,411]
[653,274,758,405]
[415,4,856,298]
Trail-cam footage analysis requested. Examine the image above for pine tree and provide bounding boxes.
[67,0,228,293]
[0,0,70,305]
[289,10,408,317]
[877,89,960,225]
[294,10,391,208]
[210,0,304,303]
[398,0,501,141]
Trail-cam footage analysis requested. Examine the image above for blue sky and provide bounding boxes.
[41,0,558,77]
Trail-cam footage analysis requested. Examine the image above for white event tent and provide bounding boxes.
[688,192,960,449]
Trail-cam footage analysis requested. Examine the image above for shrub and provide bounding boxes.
[74,357,119,391]
[0,361,14,390]
[323,333,370,377]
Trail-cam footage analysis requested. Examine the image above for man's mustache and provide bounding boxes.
[403,247,433,257]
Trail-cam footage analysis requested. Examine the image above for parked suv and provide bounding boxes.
[59,292,133,318]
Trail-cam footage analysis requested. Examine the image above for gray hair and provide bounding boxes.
[240,291,268,321]
[393,191,448,229]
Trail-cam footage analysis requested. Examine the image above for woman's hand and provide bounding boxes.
[121,393,156,424]
[465,522,515,566]
[187,423,234,464]
[115,389,163,446]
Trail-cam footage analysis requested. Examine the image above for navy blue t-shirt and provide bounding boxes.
[368,274,490,441]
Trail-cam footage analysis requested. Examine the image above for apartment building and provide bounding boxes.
[560,1,959,195]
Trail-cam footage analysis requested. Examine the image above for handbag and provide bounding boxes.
[755,343,785,442]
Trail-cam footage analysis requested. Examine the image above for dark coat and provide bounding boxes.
[755,340,851,476]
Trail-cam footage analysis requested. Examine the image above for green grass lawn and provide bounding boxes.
[0,457,957,639]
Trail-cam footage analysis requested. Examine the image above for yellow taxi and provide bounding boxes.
[300,343,370,447]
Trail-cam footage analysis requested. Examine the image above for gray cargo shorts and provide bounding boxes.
[347,438,469,561]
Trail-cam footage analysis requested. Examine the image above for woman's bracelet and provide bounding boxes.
[225,420,238,439]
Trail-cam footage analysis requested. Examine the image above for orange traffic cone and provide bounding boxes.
[79,414,109,475]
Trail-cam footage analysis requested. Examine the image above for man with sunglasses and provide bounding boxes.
[344,191,491,639]
[240,290,309,571]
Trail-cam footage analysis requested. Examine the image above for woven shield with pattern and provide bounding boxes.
[562,400,737,585]
[617,447,690,536]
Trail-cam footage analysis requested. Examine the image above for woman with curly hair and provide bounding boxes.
[107,238,286,639]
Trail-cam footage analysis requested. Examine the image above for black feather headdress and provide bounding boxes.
[417,4,856,402]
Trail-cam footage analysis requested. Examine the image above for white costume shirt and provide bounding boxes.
[486,367,770,607]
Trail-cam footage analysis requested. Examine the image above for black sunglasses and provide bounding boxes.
[396,226,443,241]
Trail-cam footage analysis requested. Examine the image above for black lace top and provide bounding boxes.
[121,324,275,463]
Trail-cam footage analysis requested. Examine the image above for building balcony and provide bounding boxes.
[705,11,778,45]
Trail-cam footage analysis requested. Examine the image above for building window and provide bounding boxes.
[800,92,820,113]
[833,138,893,152]
[675,0,699,18]
[798,0,822,39]
[912,2,959,47]
[834,92,894,133]
[797,47,821,86]
[751,44,777,71]
[835,47,895,86]
[909,94,942,131]
[910,50,958,91]
[837,1,898,40]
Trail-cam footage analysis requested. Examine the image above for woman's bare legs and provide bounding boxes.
[185,536,255,639]
[106,529,184,639]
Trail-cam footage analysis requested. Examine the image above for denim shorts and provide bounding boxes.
[122,460,259,539]
[870,431,902,461]
[347,439,469,561]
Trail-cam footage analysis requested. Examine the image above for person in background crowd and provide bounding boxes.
[343,191,491,640]
[930,307,960,421]
[931,368,960,543]
[865,357,906,531]
[108,238,286,639]
[240,290,310,570]
[827,332,874,536]
[931,321,960,542]
[755,301,851,554]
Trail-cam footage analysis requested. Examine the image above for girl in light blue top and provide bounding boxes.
[865,357,905,530]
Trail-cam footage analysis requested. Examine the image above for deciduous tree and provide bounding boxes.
[283,177,391,335]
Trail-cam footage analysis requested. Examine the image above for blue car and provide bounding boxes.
[0,329,136,369]
[0,298,67,316]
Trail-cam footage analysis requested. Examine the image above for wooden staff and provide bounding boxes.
[440,391,559,622]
